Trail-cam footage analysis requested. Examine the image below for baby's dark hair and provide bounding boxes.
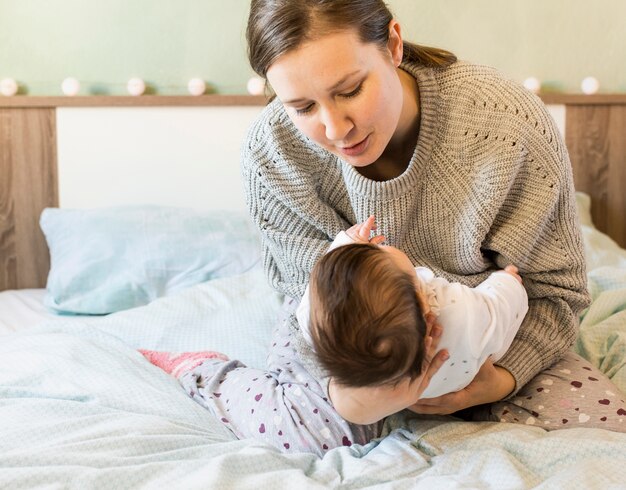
[309,243,427,387]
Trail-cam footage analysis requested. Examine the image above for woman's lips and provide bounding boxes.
[339,134,370,157]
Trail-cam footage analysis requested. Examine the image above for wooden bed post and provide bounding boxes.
[565,102,626,249]
[0,108,58,290]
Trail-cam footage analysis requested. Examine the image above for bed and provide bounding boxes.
[1,94,626,488]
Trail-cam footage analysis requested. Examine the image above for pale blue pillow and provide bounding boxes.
[40,206,262,314]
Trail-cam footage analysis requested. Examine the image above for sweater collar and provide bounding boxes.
[341,61,441,199]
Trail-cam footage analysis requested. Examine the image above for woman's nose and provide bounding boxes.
[321,106,353,142]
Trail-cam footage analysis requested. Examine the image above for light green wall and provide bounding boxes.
[1,0,624,95]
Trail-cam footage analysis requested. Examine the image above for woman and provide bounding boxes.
[242,0,626,432]
[144,0,625,457]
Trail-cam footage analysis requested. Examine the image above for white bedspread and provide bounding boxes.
[2,193,626,488]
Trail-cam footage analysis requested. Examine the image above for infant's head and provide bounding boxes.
[309,242,428,388]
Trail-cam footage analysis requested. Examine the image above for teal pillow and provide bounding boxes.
[40,206,262,314]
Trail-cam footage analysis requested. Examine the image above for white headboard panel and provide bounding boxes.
[56,106,264,211]
[55,103,565,213]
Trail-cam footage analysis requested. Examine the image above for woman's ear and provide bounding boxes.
[387,20,404,67]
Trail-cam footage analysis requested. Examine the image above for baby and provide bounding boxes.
[296,216,528,425]
[139,216,528,456]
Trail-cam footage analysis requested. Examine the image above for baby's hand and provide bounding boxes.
[346,215,386,245]
[503,265,522,284]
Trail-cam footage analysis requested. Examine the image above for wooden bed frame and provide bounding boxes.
[1,94,625,292]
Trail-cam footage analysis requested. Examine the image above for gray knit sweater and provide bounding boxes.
[241,60,590,396]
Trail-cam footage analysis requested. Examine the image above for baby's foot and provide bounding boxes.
[139,349,228,378]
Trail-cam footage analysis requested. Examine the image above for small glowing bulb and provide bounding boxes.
[61,77,80,96]
[523,77,541,94]
[127,77,146,96]
[0,78,19,96]
[247,76,265,96]
[581,76,599,95]
[187,78,206,96]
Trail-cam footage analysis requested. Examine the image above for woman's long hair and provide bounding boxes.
[246,0,456,79]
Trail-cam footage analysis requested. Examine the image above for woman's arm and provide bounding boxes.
[412,95,590,413]
[487,176,590,395]
[241,106,348,300]
[409,359,515,415]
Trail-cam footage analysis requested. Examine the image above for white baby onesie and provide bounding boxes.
[296,231,529,399]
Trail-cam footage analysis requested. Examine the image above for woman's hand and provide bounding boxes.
[346,215,385,245]
[408,359,515,415]
[410,313,450,398]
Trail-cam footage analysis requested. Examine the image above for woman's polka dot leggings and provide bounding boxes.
[485,351,626,430]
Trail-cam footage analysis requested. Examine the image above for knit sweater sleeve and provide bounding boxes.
[240,103,348,301]
[474,87,591,396]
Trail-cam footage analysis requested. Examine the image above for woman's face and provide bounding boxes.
[266,23,411,168]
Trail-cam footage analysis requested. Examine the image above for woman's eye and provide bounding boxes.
[292,83,362,115]
[341,84,363,98]
[295,104,314,115]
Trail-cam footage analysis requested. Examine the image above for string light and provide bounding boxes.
[127,78,146,96]
[2,75,608,97]
[61,77,80,96]
[247,76,265,96]
[187,78,206,96]
[523,77,541,94]
[581,76,600,95]
[0,78,18,96]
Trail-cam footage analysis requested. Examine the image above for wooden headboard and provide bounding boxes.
[1,94,625,292]
[544,95,626,248]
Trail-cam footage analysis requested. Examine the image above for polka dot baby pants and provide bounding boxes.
[178,298,381,457]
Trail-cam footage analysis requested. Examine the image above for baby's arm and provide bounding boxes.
[465,267,529,361]
[344,215,386,245]
[502,264,522,283]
